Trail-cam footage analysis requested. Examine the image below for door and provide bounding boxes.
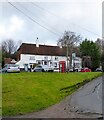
[59,61,66,73]
[24,64,28,71]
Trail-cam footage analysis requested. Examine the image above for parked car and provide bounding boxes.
[0,68,2,73]
[80,68,91,72]
[69,68,81,72]
[2,64,20,73]
[54,68,59,72]
[69,68,73,72]
[34,64,54,72]
[95,68,102,72]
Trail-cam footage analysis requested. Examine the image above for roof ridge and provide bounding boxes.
[22,43,59,47]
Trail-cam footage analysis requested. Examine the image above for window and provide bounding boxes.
[75,58,79,61]
[38,61,41,64]
[54,62,57,67]
[55,57,58,61]
[30,56,35,60]
[44,61,47,65]
[36,60,42,64]
[36,66,42,69]
[44,56,48,60]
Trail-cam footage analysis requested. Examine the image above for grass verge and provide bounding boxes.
[2,72,102,116]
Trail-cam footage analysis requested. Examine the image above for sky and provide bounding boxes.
[0,0,103,46]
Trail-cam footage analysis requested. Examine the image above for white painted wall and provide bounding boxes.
[72,57,82,69]
[16,54,67,69]
[16,54,82,70]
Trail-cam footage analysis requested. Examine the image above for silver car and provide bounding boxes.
[34,65,54,72]
[2,64,20,73]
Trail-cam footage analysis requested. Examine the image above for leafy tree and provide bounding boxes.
[101,51,104,72]
[80,39,101,71]
[0,51,1,63]
[101,40,104,72]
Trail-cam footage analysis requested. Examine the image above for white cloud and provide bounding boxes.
[10,15,23,32]
[0,25,5,35]
[1,0,103,2]
[0,15,24,40]
[0,1,102,44]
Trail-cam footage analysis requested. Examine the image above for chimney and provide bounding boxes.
[59,45,62,48]
[59,44,62,48]
[59,42,62,48]
[36,37,39,47]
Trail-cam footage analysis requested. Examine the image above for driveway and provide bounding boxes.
[6,76,103,119]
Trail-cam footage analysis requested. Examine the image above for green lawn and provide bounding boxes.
[2,72,102,116]
[0,75,2,117]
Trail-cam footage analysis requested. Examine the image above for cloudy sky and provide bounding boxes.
[0,0,103,45]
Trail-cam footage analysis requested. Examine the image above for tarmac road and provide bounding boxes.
[68,76,103,115]
[5,75,103,119]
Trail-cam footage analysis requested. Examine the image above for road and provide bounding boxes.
[67,76,103,117]
[6,75,103,119]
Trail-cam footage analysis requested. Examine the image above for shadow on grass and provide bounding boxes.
[60,73,103,96]
[60,79,90,95]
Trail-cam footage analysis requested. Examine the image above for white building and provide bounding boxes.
[16,43,82,71]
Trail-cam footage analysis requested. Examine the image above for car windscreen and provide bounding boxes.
[8,64,19,67]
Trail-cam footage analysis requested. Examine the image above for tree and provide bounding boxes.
[101,39,104,71]
[57,31,81,70]
[82,56,91,68]
[2,39,21,55]
[2,39,22,67]
[80,39,101,71]
[57,31,81,47]
[101,51,104,72]
[0,46,2,67]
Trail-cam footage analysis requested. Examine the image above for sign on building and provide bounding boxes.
[72,53,76,60]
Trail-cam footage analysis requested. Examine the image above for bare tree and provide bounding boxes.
[2,39,15,54]
[2,39,22,67]
[2,39,22,54]
[57,31,81,70]
[57,31,81,47]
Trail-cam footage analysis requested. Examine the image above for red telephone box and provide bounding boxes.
[59,61,66,73]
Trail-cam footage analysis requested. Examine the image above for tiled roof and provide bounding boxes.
[17,43,80,56]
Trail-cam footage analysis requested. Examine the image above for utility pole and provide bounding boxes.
[66,44,69,72]
[66,35,69,72]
